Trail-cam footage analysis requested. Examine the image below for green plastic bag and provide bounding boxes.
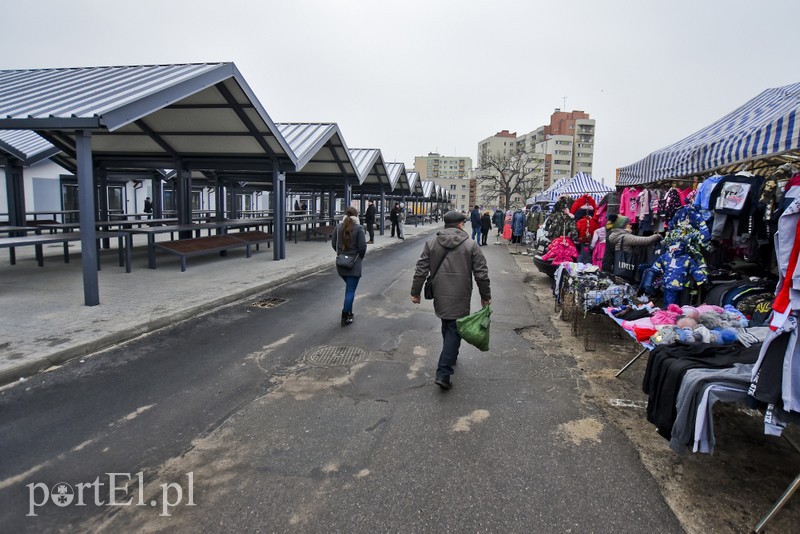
[456,305,492,352]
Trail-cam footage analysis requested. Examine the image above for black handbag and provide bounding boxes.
[613,235,636,280]
[335,227,357,269]
[336,253,357,269]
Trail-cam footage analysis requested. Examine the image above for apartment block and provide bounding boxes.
[413,152,472,181]
[477,110,596,204]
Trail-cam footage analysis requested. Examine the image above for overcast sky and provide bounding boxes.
[2,0,798,184]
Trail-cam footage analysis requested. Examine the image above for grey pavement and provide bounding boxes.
[0,221,437,386]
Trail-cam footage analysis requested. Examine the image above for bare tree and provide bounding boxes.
[477,148,544,209]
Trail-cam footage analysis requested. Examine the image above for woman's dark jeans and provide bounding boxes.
[342,275,360,313]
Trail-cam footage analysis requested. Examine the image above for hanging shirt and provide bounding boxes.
[712,174,764,216]
[693,175,724,210]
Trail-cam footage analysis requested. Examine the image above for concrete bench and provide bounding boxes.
[154,232,272,271]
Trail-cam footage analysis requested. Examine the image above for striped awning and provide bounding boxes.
[533,173,610,203]
[618,82,800,185]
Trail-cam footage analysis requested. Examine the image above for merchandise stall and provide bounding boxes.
[549,82,800,531]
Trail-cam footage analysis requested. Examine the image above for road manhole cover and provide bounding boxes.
[252,297,287,309]
[304,346,367,367]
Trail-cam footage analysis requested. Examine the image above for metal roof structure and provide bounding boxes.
[406,171,424,197]
[385,162,411,194]
[348,148,390,189]
[0,63,297,173]
[276,123,357,187]
[421,180,435,199]
[618,81,800,185]
[0,62,309,305]
[0,129,59,165]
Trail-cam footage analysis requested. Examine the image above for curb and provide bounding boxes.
[0,228,435,388]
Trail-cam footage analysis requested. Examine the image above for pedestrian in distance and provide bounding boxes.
[492,208,504,236]
[365,199,376,244]
[410,210,491,391]
[390,203,400,237]
[398,202,406,240]
[470,205,481,243]
[332,206,367,326]
[480,210,492,246]
[143,196,153,219]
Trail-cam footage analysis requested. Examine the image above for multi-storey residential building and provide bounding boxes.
[413,152,472,181]
[520,109,595,190]
[413,152,475,212]
[477,110,596,206]
[433,176,475,213]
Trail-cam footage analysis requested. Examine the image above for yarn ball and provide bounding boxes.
[681,306,699,319]
[677,328,695,343]
[667,303,683,314]
[698,312,726,330]
[652,310,679,325]
[716,328,739,344]
[676,316,698,329]
[696,304,724,314]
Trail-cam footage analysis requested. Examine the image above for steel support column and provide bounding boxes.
[379,189,386,235]
[273,162,286,260]
[177,168,192,238]
[76,131,99,306]
[4,158,25,227]
[152,172,163,219]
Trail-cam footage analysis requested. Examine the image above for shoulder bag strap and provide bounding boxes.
[431,240,462,280]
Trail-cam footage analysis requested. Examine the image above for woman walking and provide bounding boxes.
[480,210,492,246]
[331,206,368,326]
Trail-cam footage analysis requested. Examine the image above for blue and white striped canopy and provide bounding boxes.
[618,82,800,186]
[532,172,611,204]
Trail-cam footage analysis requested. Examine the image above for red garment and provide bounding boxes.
[771,216,800,328]
[570,195,597,215]
[575,216,599,244]
[541,236,577,264]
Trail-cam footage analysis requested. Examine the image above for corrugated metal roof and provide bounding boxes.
[0,63,297,172]
[0,63,223,123]
[0,129,57,163]
[349,148,389,186]
[277,123,357,179]
[385,162,405,191]
[421,180,434,198]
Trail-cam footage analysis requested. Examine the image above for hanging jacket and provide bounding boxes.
[541,236,577,264]
[511,210,526,236]
[492,209,504,229]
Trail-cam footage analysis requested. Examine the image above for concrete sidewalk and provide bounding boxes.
[0,221,442,386]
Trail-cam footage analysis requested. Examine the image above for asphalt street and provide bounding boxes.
[0,237,683,532]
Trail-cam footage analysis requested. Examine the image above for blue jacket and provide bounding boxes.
[470,208,481,228]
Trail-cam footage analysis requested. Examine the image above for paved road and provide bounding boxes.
[0,238,683,532]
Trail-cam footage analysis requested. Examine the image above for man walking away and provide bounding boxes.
[410,210,491,390]
[365,199,376,244]
[470,205,481,243]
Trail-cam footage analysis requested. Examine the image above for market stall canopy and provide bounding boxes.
[0,63,298,173]
[421,180,435,199]
[385,162,409,194]
[555,172,612,201]
[533,173,611,204]
[348,148,390,190]
[275,123,357,188]
[532,177,569,203]
[0,130,60,165]
[618,81,800,185]
[406,171,424,196]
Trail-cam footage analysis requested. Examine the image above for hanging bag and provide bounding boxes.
[335,226,357,269]
[424,242,460,299]
[613,234,636,280]
[456,305,492,351]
